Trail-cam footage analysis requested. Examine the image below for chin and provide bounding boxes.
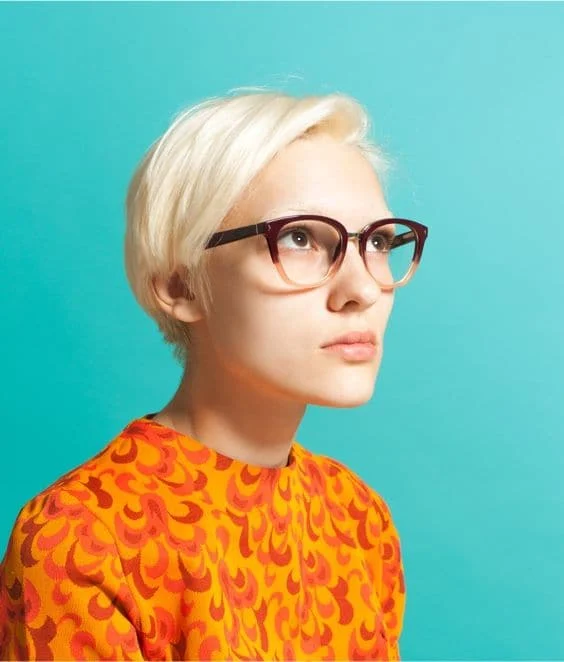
[307,383,376,408]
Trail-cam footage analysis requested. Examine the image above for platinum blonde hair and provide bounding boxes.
[124,89,394,367]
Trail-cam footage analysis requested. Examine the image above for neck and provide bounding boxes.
[154,364,306,469]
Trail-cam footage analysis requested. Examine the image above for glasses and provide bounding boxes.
[205,214,429,289]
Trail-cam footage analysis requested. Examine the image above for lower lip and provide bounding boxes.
[322,343,377,361]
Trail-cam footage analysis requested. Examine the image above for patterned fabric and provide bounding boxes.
[0,414,406,660]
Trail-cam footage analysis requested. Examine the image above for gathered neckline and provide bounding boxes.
[136,412,301,475]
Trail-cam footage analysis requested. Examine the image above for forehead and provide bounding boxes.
[229,135,393,228]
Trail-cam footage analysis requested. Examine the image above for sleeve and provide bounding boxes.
[379,500,407,660]
[0,488,145,661]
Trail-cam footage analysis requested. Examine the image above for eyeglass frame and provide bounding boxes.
[204,214,429,290]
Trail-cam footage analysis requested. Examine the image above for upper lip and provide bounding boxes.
[322,330,377,347]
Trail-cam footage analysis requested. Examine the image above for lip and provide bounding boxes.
[323,342,377,361]
[321,330,377,348]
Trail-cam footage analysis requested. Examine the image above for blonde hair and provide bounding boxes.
[124,89,395,367]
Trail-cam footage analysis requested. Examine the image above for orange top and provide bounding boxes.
[0,414,406,660]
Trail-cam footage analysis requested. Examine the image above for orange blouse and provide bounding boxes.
[0,414,406,660]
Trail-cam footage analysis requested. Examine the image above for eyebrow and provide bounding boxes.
[263,206,395,222]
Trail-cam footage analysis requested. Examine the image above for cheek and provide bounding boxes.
[206,255,307,358]
[372,291,394,339]
[206,277,304,369]
[381,294,394,332]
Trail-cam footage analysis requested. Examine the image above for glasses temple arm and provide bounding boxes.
[392,231,416,249]
[206,223,265,249]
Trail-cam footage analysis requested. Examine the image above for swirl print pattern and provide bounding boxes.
[0,414,406,660]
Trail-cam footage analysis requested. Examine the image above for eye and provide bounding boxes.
[278,226,313,249]
[367,229,395,252]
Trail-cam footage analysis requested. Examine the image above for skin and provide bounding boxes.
[152,133,395,469]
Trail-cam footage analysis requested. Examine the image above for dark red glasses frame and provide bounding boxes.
[205,214,429,289]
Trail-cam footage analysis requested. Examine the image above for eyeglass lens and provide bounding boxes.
[276,219,416,286]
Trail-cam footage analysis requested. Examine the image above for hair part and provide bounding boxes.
[124,89,395,367]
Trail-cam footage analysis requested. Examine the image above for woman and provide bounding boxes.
[0,90,428,660]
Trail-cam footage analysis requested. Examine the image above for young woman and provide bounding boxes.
[0,90,428,660]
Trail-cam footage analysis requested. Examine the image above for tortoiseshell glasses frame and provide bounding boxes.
[204,214,429,290]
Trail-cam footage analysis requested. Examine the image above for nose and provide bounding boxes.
[327,236,384,306]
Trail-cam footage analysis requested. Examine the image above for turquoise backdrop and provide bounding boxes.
[1,2,563,658]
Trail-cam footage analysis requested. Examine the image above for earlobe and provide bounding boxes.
[152,270,204,323]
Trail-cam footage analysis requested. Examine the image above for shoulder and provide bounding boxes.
[0,417,162,612]
[0,448,145,658]
[5,416,173,542]
[2,483,111,574]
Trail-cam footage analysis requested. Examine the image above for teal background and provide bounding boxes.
[1,2,563,658]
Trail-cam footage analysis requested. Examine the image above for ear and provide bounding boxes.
[152,267,205,323]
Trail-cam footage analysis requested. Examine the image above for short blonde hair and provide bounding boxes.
[124,89,394,367]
